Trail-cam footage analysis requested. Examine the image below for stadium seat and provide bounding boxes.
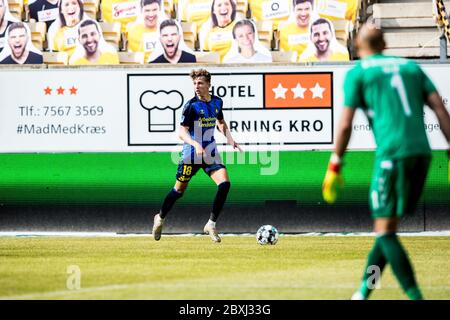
[256,20,273,49]
[236,0,249,17]
[83,0,101,20]
[332,19,351,47]
[8,0,24,20]
[181,21,197,51]
[118,51,145,64]
[43,52,69,65]
[100,22,122,51]
[370,1,443,58]
[164,0,174,18]
[194,51,220,63]
[27,21,47,51]
[271,50,297,63]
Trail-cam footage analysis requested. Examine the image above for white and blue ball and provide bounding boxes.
[256,225,279,245]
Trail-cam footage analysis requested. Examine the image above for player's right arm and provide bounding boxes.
[179,100,204,156]
[178,125,205,156]
[322,67,361,203]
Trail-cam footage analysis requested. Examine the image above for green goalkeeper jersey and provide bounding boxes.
[344,53,436,159]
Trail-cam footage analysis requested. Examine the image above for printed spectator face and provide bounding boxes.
[160,24,180,59]
[213,0,233,27]
[8,26,28,59]
[311,22,332,54]
[79,23,100,55]
[294,1,312,28]
[234,24,255,51]
[61,0,81,27]
[0,0,5,24]
[143,2,160,29]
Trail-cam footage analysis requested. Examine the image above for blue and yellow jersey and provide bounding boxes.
[180,95,224,161]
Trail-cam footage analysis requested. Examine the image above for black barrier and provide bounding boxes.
[0,203,449,232]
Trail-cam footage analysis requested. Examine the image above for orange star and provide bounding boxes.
[57,86,65,95]
[69,86,78,95]
[44,87,52,95]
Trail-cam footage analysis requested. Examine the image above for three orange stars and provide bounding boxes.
[44,86,78,95]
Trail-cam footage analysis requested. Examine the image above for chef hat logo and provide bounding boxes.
[140,90,184,132]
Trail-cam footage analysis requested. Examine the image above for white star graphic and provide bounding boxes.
[272,83,288,99]
[310,82,325,99]
[291,83,307,99]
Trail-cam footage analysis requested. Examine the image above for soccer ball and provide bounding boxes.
[256,225,279,245]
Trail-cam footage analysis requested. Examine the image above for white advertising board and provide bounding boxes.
[0,63,448,152]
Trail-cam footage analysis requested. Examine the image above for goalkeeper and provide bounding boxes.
[322,23,450,300]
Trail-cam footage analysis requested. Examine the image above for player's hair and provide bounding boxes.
[141,0,161,9]
[78,19,99,35]
[310,18,332,34]
[59,0,84,27]
[364,26,386,53]
[293,0,313,7]
[190,69,211,83]
[7,22,27,35]
[232,19,255,39]
[211,0,236,28]
[160,19,179,33]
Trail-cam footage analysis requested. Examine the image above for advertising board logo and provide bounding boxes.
[264,73,332,108]
[127,72,333,147]
[139,90,184,132]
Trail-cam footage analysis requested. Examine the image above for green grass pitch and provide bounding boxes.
[0,235,449,300]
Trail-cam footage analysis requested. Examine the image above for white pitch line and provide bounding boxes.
[1,231,450,238]
[2,282,450,300]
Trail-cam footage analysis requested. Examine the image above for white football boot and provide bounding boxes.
[203,221,221,243]
[152,213,164,241]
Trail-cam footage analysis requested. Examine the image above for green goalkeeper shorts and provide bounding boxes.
[369,155,431,219]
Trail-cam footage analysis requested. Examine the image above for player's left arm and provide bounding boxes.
[216,119,243,152]
[426,91,450,181]
[426,92,450,144]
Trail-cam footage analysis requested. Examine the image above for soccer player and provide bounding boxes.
[152,69,242,243]
[322,23,450,299]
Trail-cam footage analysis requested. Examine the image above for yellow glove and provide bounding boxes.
[322,154,344,204]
